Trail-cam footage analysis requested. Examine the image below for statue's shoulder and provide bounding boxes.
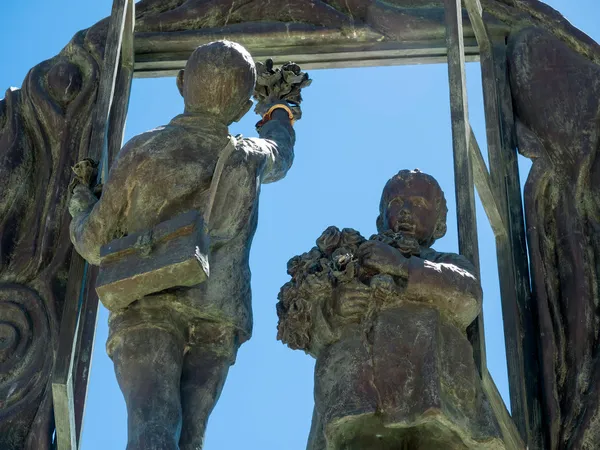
[116,124,179,159]
[425,248,476,272]
[127,124,176,147]
[425,249,455,262]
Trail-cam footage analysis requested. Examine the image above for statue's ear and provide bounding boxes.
[176,70,185,97]
[376,214,384,233]
[433,220,447,240]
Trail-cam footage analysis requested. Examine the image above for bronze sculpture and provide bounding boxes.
[277,170,503,449]
[134,0,478,41]
[508,27,600,449]
[69,41,304,449]
[1,0,600,448]
[0,30,104,449]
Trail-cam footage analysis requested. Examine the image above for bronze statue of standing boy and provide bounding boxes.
[69,41,303,450]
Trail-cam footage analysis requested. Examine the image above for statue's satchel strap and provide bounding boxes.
[203,135,237,226]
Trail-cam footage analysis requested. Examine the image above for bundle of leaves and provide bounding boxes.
[253,59,312,121]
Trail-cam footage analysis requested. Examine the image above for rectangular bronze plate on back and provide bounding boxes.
[96,210,210,311]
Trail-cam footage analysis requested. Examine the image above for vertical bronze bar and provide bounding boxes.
[463,0,544,446]
[72,269,99,443]
[493,41,545,449]
[52,0,132,448]
[443,0,486,374]
[52,255,86,450]
[73,0,136,445]
[108,0,135,165]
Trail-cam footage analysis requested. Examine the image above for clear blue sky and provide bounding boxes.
[1,1,598,449]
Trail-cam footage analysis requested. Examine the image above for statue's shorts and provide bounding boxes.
[106,294,241,363]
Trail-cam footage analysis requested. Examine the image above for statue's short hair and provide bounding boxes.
[180,40,256,120]
[377,169,448,243]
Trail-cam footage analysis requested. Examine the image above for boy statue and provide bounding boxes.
[69,41,299,449]
[277,169,504,449]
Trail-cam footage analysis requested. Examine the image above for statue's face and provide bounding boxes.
[381,177,442,243]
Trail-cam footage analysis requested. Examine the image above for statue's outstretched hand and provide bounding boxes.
[253,59,312,122]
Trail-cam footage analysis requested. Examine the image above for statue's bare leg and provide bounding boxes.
[179,325,238,450]
[111,327,185,450]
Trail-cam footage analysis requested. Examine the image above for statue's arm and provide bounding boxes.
[69,155,129,266]
[249,110,296,184]
[405,253,482,328]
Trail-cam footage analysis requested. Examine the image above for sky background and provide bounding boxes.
[1,1,598,449]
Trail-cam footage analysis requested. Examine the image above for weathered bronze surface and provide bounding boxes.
[277,170,504,449]
[1,0,600,448]
[0,28,105,449]
[130,0,600,75]
[508,27,600,450]
[131,0,598,49]
[69,41,303,449]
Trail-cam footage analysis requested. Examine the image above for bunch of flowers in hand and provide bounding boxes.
[253,59,312,122]
[276,226,369,351]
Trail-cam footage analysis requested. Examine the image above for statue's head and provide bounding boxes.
[176,40,256,124]
[377,169,448,247]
